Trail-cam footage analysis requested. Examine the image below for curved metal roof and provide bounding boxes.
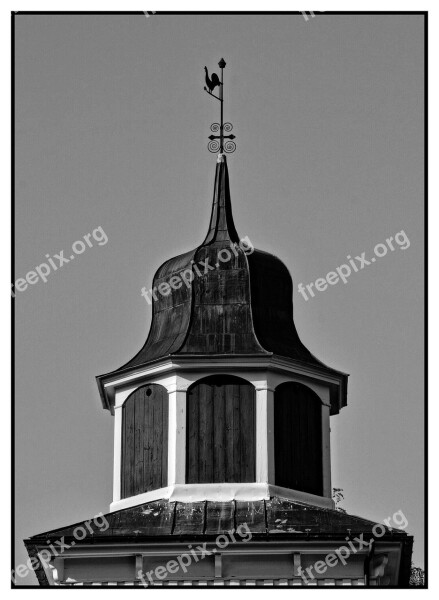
[97,156,347,395]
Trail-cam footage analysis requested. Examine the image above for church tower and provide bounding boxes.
[24,60,413,587]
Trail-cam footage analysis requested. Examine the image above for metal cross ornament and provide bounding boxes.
[204,58,236,154]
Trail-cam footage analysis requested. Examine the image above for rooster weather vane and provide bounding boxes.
[204,58,236,154]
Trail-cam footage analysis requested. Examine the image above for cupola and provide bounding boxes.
[96,60,348,514]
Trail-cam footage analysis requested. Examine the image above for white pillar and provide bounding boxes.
[168,390,186,485]
[255,387,275,484]
[321,404,332,498]
[113,405,122,502]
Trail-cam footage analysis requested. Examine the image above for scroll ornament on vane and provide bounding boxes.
[204,59,236,154]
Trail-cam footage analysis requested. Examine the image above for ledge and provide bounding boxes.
[110,484,334,512]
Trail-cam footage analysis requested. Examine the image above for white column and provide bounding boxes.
[113,405,122,502]
[255,387,275,484]
[321,403,332,498]
[168,390,186,485]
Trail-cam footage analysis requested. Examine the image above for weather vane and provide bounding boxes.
[204,58,236,154]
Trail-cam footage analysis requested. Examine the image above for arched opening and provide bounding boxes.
[186,375,256,483]
[121,384,168,498]
[274,382,323,496]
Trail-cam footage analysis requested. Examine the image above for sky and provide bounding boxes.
[14,12,425,583]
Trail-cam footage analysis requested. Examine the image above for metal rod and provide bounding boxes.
[204,88,221,101]
[220,65,224,152]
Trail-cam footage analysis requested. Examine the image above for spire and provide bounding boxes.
[203,59,238,244]
[202,154,239,244]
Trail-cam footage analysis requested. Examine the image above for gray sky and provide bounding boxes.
[14,13,425,583]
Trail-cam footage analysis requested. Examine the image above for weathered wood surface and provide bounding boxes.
[186,375,256,484]
[274,382,323,497]
[109,500,175,536]
[30,497,403,543]
[121,384,168,499]
[181,241,263,355]
[173,502,205,535]
[235,500,267,533]
[205,502,234,534]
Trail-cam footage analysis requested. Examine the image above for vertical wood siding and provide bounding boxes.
[121,384,168,499]
[186,376,255,483]
[274,382,323,496]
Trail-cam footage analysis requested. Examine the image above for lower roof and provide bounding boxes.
[26,496,409,543]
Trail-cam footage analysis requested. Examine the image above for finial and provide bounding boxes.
[204,58,236,154]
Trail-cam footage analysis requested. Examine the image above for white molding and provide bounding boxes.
[255,388,275,484]
[110,486,173,511]
[41,541,401,559]
[109,368,333,411]
[168,389,186,485]
[109,483,335,512]
[267,485,335,509]
[102,356,344,413]
[170,483,271,502]
[113,406,122,503]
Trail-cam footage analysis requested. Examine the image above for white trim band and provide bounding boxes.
[109,484,335,512]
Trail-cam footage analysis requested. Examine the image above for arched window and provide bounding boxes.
[186,375,255,483]
[121,384,168,498]
[274,382,323,496]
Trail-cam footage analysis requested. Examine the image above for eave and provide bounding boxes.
[96,353,348,415]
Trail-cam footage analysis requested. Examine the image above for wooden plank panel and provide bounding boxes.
[213,382,226,482]
[187,383,200,483]
[151,386,166,490]
[239,383,255,482]
[232,383,241,481]
[225,383,236,481]
[121,385,168,499]
[134,391,144,495]
[199,383,214,483]
[160,388,169,488]
[274,383,322,496]
[142,390,151,492]
[186,376,255,484]
[122,396,135,498]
